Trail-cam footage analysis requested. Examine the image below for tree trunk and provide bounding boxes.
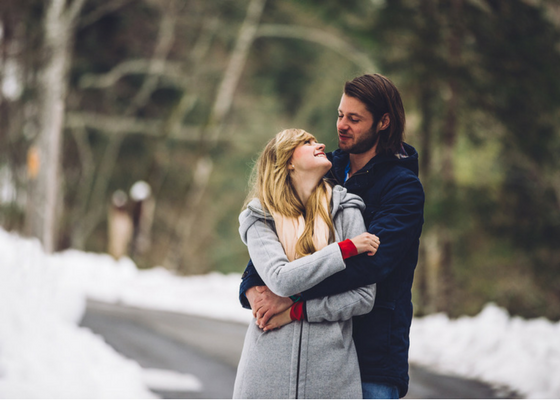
[415,82,437,315]
[412,0,438,316]
[437,0,463,314]
[26,0,85,253]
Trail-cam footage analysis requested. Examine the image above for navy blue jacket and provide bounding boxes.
[239,143,424,398]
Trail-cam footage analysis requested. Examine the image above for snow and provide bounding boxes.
[142,369,202,393]
[1,227,559,398]
[409,305,560,398]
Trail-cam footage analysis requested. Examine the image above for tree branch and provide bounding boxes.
[79,0,135,28]
[256,24,376,72]
[65,111,204,139]
[79,59,188,89]
[126,1,178,114]
[65,0,87,27]
[163,0,267,272]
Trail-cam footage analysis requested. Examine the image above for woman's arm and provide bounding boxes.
[245,219,347,297]
[259,205,378,329]
[305,284,376,322]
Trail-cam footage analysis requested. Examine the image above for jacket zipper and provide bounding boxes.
[295,321,303,398]
[328,168,370,186]
[348,170,369,180]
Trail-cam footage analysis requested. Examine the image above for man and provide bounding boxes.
[239,74,424,399]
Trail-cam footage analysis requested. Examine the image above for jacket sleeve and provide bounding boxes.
[238,259,265,309]
[245,219,346,297]
[305,284,376,322]
[305,202,376,322]
[301,172,424,301]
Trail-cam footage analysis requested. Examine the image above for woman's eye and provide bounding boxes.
[304,140,311,144]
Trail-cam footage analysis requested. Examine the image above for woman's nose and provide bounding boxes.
[316,142,325,151]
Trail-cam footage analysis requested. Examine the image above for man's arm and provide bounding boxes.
[301,173,424,301]
[239,260,265,309]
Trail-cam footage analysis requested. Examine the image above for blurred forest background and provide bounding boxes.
[1,0,559,320]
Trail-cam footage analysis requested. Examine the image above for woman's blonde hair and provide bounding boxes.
[245,128,334,258]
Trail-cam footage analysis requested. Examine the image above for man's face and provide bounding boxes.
[336,94,377,154]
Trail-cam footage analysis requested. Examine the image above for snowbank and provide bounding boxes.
[0,229,153,398]
[1,226,559,398]
[410,304,560,398]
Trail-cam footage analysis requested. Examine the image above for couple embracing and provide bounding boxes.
[234,74,425,399]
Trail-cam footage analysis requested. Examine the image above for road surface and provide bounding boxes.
[80,300,512,399]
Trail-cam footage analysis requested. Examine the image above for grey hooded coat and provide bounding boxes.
[234,185,376,399]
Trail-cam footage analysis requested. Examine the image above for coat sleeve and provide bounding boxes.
[238,260,265,309]
[245,219,346,297]
[305,204,376,322]
[305,284,376,322]
[301,172,424,300]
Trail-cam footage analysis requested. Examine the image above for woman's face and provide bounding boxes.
[289,138,332,175]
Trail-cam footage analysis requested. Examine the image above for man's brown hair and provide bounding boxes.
[344,74,406,155]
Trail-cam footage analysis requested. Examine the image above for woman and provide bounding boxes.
[234,129,379,399]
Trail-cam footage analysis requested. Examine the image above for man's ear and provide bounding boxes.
[377,113,390,131]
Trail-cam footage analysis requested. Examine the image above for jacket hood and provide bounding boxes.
[239,185,364,246]
[328,143,419,185]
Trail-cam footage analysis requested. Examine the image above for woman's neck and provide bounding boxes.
[291,173,322,206]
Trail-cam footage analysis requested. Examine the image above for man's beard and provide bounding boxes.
[338,127,379,154]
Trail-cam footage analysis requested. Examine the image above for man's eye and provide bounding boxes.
[350,118,359,123]
[337,114,343,119]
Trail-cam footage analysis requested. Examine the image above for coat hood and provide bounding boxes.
[239,184,364,246]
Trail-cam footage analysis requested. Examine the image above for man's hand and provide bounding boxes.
[245,285,264,311]
[262,308,292,332]
[245,286,292,328]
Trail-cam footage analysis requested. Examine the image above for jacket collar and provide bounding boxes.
[327,143,419,186]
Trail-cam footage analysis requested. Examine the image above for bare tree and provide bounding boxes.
[163,0,267,273]
[69,0,180,250]
[26,0,87,253]
[44,0,373,270]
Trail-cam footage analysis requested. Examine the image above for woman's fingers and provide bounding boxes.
[350,233,380,255]
[367,234,379,255]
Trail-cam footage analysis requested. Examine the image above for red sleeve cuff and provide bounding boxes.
[338,239,358,259]
[290,301,304,321]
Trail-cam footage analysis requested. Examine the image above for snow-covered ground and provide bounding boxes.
[0,227,559,398]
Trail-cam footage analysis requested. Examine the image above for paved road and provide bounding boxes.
[80,300,508,399]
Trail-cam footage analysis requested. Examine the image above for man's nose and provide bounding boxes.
[337,118,348,131]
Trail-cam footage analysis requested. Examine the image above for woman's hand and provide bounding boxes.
[261,308,292,332]
[350,232,380,256]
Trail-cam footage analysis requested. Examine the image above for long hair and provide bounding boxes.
[344,73,406,155]
[245,128,335,258]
